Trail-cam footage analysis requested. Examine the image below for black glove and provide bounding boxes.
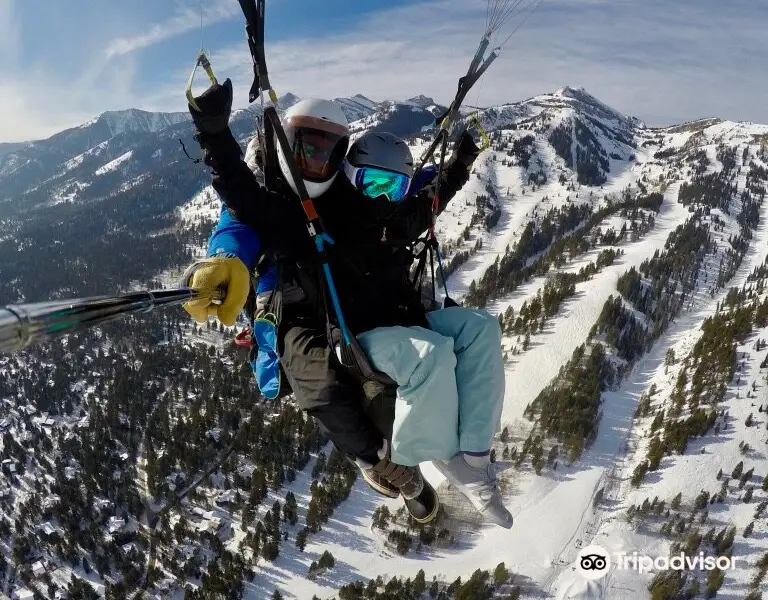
[452,130,482,169]
[188,78,233,135]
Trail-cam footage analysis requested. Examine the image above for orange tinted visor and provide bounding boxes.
[284,115,349,182]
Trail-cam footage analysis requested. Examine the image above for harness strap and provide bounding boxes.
[426,145,455,308]
[263,114,278,190]
[317,264,395,387]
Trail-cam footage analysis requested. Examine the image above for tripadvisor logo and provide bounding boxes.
[616,551,737,574]
[575,545,737,579]
[576,545,611,580]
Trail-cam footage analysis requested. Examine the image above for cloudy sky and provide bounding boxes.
[1,0,766,142]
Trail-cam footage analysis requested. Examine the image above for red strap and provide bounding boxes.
[235,327,254,347]
[302,199,318,221]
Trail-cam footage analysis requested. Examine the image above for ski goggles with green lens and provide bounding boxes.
[344,162,412,203]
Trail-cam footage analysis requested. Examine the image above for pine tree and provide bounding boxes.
[283,492,298,525]
[414,569,426,595]
[695,490,710,509]
[665,348,676,366]
[295,527,308,552]
[494,562,508,585]
[706,567,725,598]
[742,467,755,484]
[261,541,279,561]
[318,550,335,569]
[631,461,648,487]
[306,499,320,532]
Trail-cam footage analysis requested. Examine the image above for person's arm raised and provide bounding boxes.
[189,79,306,252]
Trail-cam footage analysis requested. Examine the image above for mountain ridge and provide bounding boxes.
[2,86,761,219]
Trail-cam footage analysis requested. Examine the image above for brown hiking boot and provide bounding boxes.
[370,456,424,500]
[360,466,400,498]
[354,455,439,524]
[347,452,400,499]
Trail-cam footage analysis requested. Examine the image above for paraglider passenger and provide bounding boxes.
[182,78,511,527]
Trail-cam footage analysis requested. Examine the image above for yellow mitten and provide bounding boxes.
[183,256,250,326]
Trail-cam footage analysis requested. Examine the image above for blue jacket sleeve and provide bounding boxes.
[409,165,438,195]
[206,205,262,271]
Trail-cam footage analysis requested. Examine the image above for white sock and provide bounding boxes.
[463,452,491,470]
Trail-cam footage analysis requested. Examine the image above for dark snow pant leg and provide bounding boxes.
[280,322,384,463]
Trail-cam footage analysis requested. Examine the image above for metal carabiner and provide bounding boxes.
[469,112,490,152]
[185,51,219,112]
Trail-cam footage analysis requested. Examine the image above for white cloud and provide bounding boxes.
[181,0,768,127]
[100,0,494,121]
[0,0,191,141]
[2,0,768,142]
[104,0,242,58]
[195,0,496,109]
[0,0,20,59]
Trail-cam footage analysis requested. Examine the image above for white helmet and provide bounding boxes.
[276,98,350,198]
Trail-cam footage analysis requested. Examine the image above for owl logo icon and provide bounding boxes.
[576,545,611,580]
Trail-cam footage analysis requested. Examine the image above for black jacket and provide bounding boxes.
[197,128,474,335]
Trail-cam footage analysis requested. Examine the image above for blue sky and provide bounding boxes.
[1,0,767,142]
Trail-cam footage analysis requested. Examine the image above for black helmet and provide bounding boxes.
[344,132,414,202]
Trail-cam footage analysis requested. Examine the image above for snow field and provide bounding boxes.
[94,150,134,176]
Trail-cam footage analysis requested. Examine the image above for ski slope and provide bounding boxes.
[248,116,768,599]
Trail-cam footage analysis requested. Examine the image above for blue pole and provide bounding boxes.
[315,234,352,345]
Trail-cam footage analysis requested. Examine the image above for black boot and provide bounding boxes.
[403,473,440,524]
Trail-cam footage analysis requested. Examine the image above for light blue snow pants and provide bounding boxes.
[357,307,504,466]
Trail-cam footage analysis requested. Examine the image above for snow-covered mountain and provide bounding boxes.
[0,108,190,210]
[0,141,30,161]
[333,93,378,122]
[2,88,768,600]
[407,94,439,109]
[95,108,189,136]
[0,92,443,217]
